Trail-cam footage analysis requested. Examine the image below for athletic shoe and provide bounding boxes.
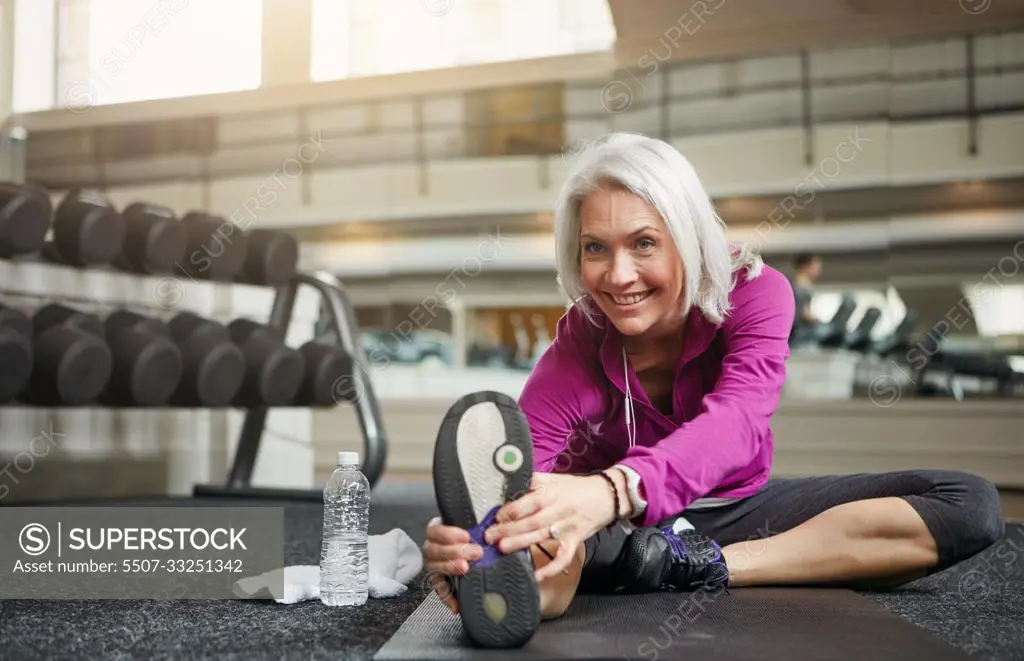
[612,521,730,593]
[432,391,541,648]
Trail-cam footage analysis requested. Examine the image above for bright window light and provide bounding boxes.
[60,0,262,108]
[12,0,56,113]
[310,0,616,82]
[966,283,1024,337]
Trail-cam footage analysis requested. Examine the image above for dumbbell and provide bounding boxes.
[167,312,245,407]
[293,341,354,407]
[0,304,33,403]
[179,212,248,281]
[101,310,184,406]
[27,303,112,406]
[241,229,298,286]
[113,202,187,275]
[226,319,304,407]
[0,182,52,258]
[46,189,126,266]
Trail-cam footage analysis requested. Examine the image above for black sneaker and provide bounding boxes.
[432,391,541,649]
[612,523,730,593]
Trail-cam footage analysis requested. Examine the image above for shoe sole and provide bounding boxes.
[433,391,541,649]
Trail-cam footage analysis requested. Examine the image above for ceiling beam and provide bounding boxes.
[608,0,1024,67]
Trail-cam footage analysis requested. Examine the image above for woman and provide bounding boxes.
[422,133,1005,649]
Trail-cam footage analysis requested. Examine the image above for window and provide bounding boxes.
[967,283,1024,337]
[310,0,616,82]
[14,0,262,112]
[12,0,56,113]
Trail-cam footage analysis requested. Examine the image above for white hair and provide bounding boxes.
[554,132,763,326]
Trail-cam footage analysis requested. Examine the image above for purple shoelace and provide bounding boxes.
[660,525,689,561]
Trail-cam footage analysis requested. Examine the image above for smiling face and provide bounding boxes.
[578,185,686,340]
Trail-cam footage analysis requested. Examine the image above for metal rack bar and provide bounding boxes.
[193,269,389,500]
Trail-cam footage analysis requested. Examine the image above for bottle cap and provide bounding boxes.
[337,451,359,465]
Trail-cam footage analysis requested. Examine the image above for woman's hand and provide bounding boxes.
[421,517,482,614]
[484,472,622,581]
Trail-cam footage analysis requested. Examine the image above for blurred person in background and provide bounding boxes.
[789,252,824,347]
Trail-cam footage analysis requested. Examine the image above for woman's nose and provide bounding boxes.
[607,254,637,286]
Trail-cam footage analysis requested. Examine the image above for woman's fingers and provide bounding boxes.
[495,511,583,555]
[491,516,560,553]
[494,473,564,523]
[488,501,565,544]
[534,538,577,582]
[530,472,555,489]
[423,541,482,568]
[425,555,470,576]
[495,480,555,523]
[421,532,478,616]
[426,521,472,545]
[495,497,538,524]
[423,538,472,616]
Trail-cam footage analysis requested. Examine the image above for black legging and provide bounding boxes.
[581,469,1006,591]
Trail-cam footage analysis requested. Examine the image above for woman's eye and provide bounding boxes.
[637,238,655,250]
[584,242,604,253]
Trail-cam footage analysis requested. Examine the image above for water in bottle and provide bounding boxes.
[320,451,370,606]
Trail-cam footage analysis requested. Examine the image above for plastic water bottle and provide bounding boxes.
[320,451,370,606]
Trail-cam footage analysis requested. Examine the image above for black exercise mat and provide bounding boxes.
[374,588,973,661]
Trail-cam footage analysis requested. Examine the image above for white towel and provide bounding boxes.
[232,528,423,604]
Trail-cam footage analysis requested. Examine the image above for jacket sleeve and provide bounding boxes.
[617,268,795,525]
[517,305,606,474]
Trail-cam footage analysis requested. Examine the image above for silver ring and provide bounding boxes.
[549,524,560,540]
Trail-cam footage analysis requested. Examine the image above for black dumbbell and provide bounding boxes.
[47,189,126,266]
[27,303,112,406]
[101,310,184,406]
[167,312,245,407]
[0,182,52,258]
[0,304,33,403]
[113,202,187,275]
[293,341,353,407]
[241,229,298,286]
[179,212,248,281]
[227,319,304,407]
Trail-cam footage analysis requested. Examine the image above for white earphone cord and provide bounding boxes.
[622,347,636,448]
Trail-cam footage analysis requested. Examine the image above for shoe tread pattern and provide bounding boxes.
[432,391,540,648]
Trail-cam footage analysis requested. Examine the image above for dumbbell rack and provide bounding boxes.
[194,270,389,500]
[2,257,389,498]
[1,213,388,501]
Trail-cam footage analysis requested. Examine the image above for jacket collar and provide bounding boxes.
[598,305,722,399]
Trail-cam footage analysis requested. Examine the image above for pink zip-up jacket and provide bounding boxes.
[517,264,795,526]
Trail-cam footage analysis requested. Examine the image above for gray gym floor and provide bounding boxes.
[1,482,1022,661]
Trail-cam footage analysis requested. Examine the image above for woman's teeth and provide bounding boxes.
[611,290,653,305]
